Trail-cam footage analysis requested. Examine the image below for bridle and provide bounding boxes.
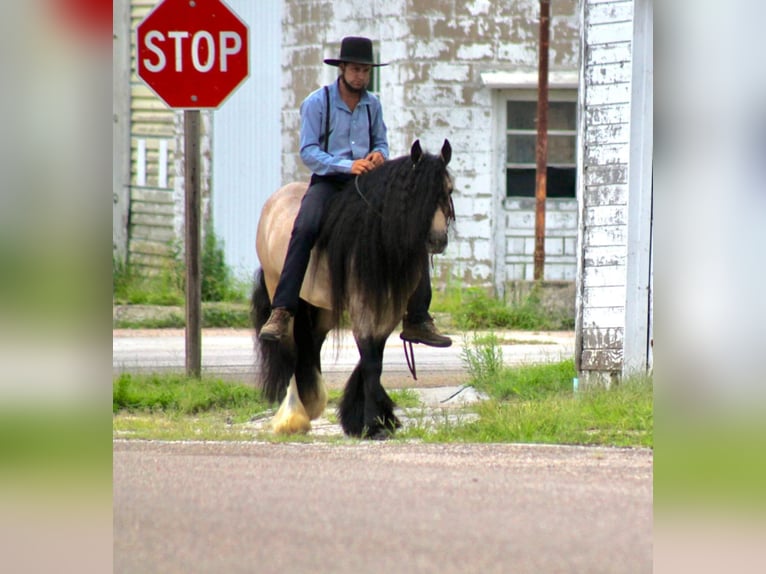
[354,174,382,217]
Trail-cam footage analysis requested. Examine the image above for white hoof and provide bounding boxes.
[271,377,311,435]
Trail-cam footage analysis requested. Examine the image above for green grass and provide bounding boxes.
[113,373,273,441]
[114,333,650,447]
[479,381,649,447]
[113,373,268,416]
[466,340,576,401]
[430,286,573,330]
[114,412,258,442]
[399,371,652,447]
[114,365,651,448]
[401,333,651,447]
[389,388,422,408]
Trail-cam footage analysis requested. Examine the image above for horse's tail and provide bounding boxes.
[251,269,294,403]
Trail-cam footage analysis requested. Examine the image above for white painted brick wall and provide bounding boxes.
[500,195,579,280]
[471,238,493,262]
[456,43,495,60]
[454,218,489,240]
[431,63,472,82]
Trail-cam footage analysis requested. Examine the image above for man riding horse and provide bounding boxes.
[260,36,451,348]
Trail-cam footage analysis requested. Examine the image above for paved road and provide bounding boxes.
[113,328,574,388]
[114,440,652,574]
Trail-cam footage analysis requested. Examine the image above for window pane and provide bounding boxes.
[548,134,576,165]
[506,167,576,198]
[506,101,537,129]
[549,102,576,130]
[506,168,536,197]
[507,134,575,165]
[507,134,536,163]
[507,101,575,130]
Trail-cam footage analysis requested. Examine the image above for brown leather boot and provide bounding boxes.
[400,316,452,348]
[259,307,293,341]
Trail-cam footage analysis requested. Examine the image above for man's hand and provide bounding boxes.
[351,158,375,175]
[365,151,385,168]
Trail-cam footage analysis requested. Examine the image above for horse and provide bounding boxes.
[251,139,455,439]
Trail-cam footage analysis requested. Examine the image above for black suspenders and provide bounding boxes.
[323,85,331,153]
[322,85,374,154]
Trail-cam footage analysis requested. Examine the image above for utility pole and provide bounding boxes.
[534,0,551,281]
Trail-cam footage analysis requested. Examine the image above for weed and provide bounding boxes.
[431,285,573,330]
[201,303,251,328]
[460,333,504,388]
[113,229,248,306]
[112,254,184,306]
[201,226,240,302]
[389,388,422,408]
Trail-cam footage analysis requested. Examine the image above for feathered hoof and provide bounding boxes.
[364,428,393,441]
[270,386,311,435]
[270,409,311,435]
[361,416,401,440]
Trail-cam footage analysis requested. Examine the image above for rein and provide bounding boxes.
[403,340,418,380]
[354,175,383,217]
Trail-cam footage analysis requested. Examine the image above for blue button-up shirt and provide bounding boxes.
[299,79,389,176]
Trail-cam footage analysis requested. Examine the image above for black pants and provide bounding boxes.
[271,174,431,323]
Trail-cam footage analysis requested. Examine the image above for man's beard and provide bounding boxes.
[340,74,365,94]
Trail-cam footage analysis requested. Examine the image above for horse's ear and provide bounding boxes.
[410,140,423,164]
[440,139,452,166]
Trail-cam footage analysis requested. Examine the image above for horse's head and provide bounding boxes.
[411,139,454,254]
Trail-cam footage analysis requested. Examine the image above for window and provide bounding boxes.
[368,52,381,94]
[506,98,577,198]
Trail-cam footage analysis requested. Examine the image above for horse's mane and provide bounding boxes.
[315,148,453,328]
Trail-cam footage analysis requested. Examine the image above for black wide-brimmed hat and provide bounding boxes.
[324,36,389,67]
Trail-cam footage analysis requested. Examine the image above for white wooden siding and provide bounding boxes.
[576,0,635,378]
[128,0,178,272]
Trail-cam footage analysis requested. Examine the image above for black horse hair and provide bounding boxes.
[314,145,454,331]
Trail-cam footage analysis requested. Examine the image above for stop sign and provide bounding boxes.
[136,0,249,109]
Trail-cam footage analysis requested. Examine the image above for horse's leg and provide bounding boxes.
[294,304,332,420]
[271,375,311,434]
[360,336,401,439]
[340,336,400,440]
[337,362,365,437]
[252,270,309,434]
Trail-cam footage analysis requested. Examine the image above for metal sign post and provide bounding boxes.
[184,110,201,377]
[135,0,249,377]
